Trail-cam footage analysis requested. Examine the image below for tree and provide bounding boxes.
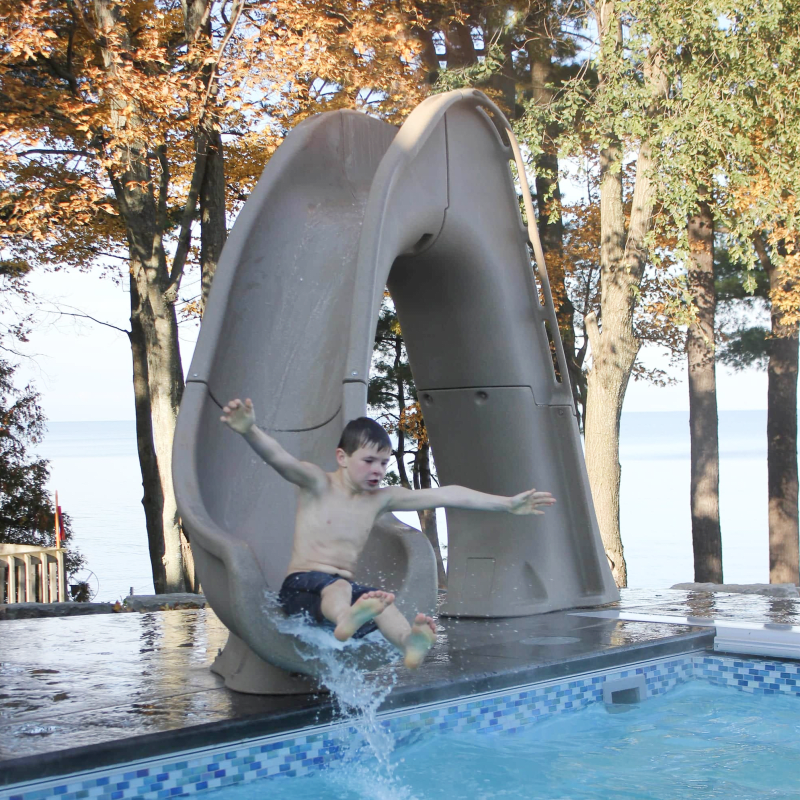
[647,0,800,585]
[754,233,798,584]
[0,358,84,576]
[432,3,688,587]
[637,3,728,585]
[0,259,84,578]
[548,0,668,587]
[718,231,799,586]
[548,155,684,431]
[537,0,800,589]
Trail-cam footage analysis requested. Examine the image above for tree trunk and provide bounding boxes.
[128,291,168,591]
[414,442,447,588]
[114,186,188,592]
[584,129,630,588]
[188,0,228,315]
[392,335,412,489]
[94,0,192,593]
[583,2,666,588]
[443,22,477,69]
[416,28,439,76]
[767,329,799,584]
[490,36,518,116]
[125,198,188,593]
[584,342,628,587]
[754,235,800,584]
[180,0,225,590]
[686,198,722,582]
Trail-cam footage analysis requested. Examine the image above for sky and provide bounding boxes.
[13,263,771,423]
[15,268,201,422]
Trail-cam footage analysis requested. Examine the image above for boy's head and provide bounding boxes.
[337,417,391,456]
[336,417,392,491]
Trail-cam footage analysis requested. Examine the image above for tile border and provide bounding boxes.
[696,653,800,695]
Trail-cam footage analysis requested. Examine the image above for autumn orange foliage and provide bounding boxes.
[730,173,800,329]
[1,0,440,270]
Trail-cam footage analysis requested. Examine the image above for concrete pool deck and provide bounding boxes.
[2,588,799,786]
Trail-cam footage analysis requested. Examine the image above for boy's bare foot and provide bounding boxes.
[403,614,437,669]
[334,590,395,641]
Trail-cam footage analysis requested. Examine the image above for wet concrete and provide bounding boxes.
[2,588,796,783]
[0,610,315,762]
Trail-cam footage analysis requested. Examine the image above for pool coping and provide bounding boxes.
[0,629,714,788]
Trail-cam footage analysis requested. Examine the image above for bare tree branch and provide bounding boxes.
[196,0,245,123]
[18,148,89,158]
[57,311,129,335]
[164,136,208,301]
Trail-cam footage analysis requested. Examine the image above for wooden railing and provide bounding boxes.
[0,544,67,603]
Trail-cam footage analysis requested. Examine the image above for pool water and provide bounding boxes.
[205,681,800,800]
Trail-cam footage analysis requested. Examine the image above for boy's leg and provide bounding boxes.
[373,605,437,669]
[319,579,394,642]
[319,579,355,624]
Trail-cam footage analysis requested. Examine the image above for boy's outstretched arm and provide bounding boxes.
[220,398,327,491]
[384,485,556,515]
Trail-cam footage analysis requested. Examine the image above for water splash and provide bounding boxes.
[270,594,418,800]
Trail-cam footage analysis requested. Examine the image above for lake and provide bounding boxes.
[35,411,772,601]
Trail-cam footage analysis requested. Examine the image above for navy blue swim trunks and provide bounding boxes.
[278,571,380,639]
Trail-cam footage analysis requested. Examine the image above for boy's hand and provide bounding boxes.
[507,488,556,515]
[221,398,256,434]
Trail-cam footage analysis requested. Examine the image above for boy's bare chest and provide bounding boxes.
[296,491,380,541]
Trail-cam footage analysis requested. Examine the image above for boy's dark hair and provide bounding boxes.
[337,417,392,455]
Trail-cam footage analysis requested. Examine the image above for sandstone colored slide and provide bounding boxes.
[173,89,619,695]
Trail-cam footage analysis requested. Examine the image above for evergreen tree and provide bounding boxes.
[0,360,84,576]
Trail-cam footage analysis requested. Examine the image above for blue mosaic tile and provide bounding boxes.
[697,655,800,697]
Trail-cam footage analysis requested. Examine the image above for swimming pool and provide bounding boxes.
[204,680,800,799]
[4,653,799,800]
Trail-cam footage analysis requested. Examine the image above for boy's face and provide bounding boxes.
[336,443,391,491]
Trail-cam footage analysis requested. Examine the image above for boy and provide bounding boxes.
[221,398,556,669]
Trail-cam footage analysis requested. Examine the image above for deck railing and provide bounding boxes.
[0,544,67,603]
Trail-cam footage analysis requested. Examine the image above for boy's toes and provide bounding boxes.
[333,592,393,642]
[404,614,437,669]
[416,613,436,635]
[360,590,395,607]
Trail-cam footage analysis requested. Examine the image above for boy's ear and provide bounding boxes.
[335,447,348,468]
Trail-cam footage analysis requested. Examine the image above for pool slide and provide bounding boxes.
[173,88,619,694]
